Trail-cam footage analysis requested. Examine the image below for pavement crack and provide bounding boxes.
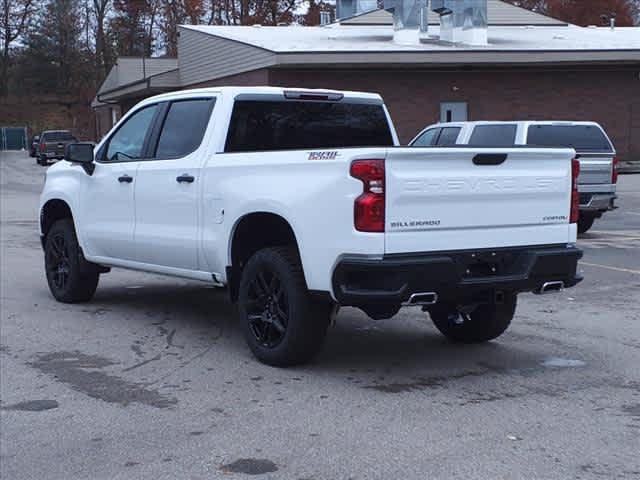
[122,353,162,372]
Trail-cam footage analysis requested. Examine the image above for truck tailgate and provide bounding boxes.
[384,148,575,254]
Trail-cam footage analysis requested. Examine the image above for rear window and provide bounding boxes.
[225,100,394,152]
[469,125,517,147]
[44,132,75,141]
[527,125,612,152]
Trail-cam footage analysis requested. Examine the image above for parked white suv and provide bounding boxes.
[40,87,583,366]
[410,121,618,233]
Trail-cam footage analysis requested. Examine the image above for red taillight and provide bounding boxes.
[350,159,385,232]
[612,156,619,184]
[570,158,580,224]
[39,141,45,152]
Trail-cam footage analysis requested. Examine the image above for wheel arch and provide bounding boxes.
[40,198,76,248]
[227,211,301,302]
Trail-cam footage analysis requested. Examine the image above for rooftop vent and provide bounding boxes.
[320,11,332,25]
[432,0,487,45]
[384,0,488,45]
[383,0,429,44]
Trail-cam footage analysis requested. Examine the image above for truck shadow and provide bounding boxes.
[86,281,553,379]
[316,308,546,376]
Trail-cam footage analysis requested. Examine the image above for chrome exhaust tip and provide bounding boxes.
[534,281,565,295]
[405,292,438,306]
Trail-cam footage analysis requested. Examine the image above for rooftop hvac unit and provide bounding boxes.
[384,0,488,45]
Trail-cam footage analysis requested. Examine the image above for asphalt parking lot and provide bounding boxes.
[1,150,639,480]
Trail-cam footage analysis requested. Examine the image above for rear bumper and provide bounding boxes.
[580,192,616,213]
[332,244,583,307]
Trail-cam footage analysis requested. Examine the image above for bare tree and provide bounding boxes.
[92,0,111,80]
[0,0,35,95]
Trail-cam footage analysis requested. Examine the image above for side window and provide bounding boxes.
[469,124,517,147]
[155,99,215,158]
[105,105,158,162]
[435,127,461,146]
[412,128,440,147]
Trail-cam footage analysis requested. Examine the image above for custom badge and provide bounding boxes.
[308,151,339,161]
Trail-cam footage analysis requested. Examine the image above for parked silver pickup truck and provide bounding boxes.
[410,121,618,234]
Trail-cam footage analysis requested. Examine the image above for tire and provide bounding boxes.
[429,294,517,344]
[38,155,47,166]
[238,246,330,366]
[44,219,99,303]
[577,214,596,234]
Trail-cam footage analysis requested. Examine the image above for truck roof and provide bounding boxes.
[421,120,604,129]
[139,86,384,106]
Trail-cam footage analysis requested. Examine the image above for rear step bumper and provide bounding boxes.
[332,244,583,308]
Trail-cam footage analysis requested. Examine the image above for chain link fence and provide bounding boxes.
[0,127,28,150]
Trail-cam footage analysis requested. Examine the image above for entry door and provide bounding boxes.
[133,98,216,271]
[81,104,159,260]
[440,102,468,123]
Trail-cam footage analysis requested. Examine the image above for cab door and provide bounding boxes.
[133,97,216,270]
[81,104,160,260]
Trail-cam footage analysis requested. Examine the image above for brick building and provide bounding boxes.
[94,1,640,161]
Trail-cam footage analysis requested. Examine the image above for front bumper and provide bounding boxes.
[580,192,616,213]
[332,244,583,308]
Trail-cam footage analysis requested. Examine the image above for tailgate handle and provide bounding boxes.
[473,154,507,166]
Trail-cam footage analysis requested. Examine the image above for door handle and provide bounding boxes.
[472,154,507,166]
[118,175,133,183]
[176,174,195,184]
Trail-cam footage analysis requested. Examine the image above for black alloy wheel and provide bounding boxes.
[246,267,288,349]
[44,219,99,303]
[238,247,331,366]
[46,232,71,291]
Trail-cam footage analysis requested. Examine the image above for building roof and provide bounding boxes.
[94,57,179,104]
[339,2,567,26]
[183,24,640,54]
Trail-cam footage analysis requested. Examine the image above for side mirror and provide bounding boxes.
[65,142,95,175]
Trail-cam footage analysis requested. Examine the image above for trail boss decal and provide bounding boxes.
[543,215,568,222]
[308,151,339,161]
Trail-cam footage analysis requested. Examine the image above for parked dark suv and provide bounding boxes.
[37,130,77,166]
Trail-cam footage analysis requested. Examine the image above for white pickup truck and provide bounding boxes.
[410,120,618,233]
[40,87,583,366]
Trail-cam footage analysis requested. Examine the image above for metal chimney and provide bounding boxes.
[383,0,427,44]
[432,0,488,45]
